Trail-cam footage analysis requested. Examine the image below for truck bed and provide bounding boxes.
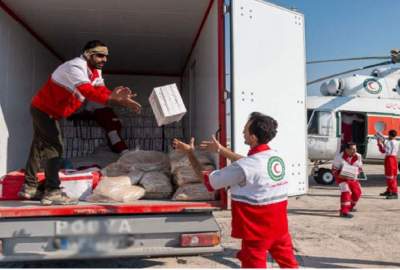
[0,200,221,218]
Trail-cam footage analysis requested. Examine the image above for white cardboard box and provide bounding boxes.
[340,163,359,179]
[149,83,187,126]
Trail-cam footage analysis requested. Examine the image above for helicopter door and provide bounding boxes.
[365,114,399,159]
[230,0,307,195]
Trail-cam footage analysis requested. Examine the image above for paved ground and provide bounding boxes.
[289,164,400,268]
[2,164,400,268]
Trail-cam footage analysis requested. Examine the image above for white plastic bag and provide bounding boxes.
[173,164,215,186]
[169,150,214,173]
[140,171,173,199]
[172,183,216,201]
[101,162,130,177]
[118,150,170,173]
[101,173,143,186]
[87,176,145,202]
[173,167,199,186]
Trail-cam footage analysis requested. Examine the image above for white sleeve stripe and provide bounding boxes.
[91,77,105,86]
[73,89,86,102]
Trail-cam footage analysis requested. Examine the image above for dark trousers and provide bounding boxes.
[24,106,64,190]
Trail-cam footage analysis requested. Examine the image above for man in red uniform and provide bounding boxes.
[377,129,399,199]
[173,112,298,268]
[332,142,363,218]
[18,40,141,205]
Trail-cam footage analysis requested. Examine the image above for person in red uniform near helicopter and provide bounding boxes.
[377,129,399,199]
[332,142,363,218]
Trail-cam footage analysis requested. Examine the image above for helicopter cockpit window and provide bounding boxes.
[308,110,332,136]
[307,110,318,134]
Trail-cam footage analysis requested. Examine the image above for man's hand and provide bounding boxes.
[200,135,221,153]
[119,98,142,113]
[377,137,383,144]
[114,85,131,95]
[173,138,204,180]
[173,138,195,154]
[109,86,142,113]
[200,135,244,161]
[391,49,400,63]
[117,86,138,98]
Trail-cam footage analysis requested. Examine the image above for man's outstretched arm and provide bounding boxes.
[173,138,246,191]
[172,138,204,180]
[200,135,244,162]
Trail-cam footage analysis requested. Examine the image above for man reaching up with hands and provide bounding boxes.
[19,40,142,205]
[173,112,298,268]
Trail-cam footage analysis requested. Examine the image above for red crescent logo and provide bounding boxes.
[273,163,281,174]
[367,81,379,91]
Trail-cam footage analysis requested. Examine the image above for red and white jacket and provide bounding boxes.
[203,144,289,240]
[32,57,112,119]
[332,152,363,183]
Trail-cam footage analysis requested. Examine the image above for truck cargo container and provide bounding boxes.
[0,0,307,261]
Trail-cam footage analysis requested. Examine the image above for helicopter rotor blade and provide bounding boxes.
[307,56,390,64]
[307,60,392,86]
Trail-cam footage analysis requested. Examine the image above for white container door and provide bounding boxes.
[230,0,307,195]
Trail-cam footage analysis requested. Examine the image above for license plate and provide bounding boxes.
[55,236,132,252]
[55,219,134,236]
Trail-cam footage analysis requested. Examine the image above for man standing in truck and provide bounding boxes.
[18,40,142,205]
[173,112,298,268]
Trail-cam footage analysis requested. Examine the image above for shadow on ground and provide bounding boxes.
[309,173,391,188]
[0,258,164,268]
[201,247,240,268]
[300,255,400,268]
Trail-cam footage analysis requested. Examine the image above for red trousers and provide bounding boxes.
[339,180,362,214]
[93,107,128,154]
[236,233,298,268]
[384,156,398,193]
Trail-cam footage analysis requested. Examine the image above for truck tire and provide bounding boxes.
[314,168,335,185]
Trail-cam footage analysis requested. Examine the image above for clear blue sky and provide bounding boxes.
[266,0,400,95]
